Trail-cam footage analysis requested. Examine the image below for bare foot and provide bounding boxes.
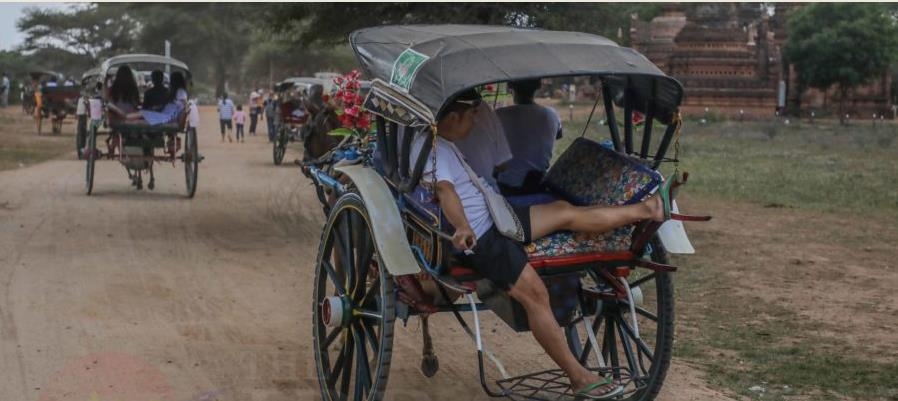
[645,195,664,222]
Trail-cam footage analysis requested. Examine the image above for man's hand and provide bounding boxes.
[452,225,476,252]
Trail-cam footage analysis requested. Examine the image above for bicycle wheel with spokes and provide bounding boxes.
[565,237,674,401]
[313,193,395,401]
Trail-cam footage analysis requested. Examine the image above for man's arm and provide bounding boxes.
[435,180,476,251]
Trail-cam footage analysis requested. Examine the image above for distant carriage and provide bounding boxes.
[83,54,202,197]
[29,70,79,135]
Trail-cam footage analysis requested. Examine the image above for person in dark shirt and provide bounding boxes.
[142,70,169,112]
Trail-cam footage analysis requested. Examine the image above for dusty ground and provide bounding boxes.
[7,104,868,401]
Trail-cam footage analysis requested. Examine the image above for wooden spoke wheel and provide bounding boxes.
[565,237,674,401]
[184,128,199,198]
[313,193,395,401]
[273,124,287,165]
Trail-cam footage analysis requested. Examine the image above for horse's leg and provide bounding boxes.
[420,314,440,377]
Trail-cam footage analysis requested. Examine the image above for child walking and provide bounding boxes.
[234,105,246,143]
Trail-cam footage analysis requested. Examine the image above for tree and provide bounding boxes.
[784,3,898,123]
[263,3,661,47]
[16,4,135,71]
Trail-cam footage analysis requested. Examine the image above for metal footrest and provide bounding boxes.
[496,367,635,401]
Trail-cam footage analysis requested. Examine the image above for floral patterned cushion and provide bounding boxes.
[542,138,662,207]
[525,227,632,259]
[524,138,662,258]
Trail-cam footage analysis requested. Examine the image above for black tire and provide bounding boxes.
[76,115,87,159]
[184,128,199,198]
[85,125,97,195]
[565,237,674,401]
[273,124,286,165]
[313,193,395,401]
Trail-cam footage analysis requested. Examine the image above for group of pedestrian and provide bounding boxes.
[216,88,279,144]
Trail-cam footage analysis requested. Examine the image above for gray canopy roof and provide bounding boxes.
[350,25,683,124]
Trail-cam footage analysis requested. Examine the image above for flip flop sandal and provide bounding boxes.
[574,376,624,400]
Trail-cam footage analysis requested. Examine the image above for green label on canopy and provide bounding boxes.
[390,48,429,92]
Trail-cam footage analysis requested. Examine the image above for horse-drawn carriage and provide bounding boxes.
[83,54,201,197]
[29,70,80,135]
[272,76,371,165]
[272,77,317,165]
[302,25,709,401]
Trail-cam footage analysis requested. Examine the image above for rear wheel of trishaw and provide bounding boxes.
[184,128,199,198]
[564,237,674,401]
[272,124,287,165]
[314,192,395,401]
[85,125,97,195]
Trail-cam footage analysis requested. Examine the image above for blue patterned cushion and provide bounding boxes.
[524,138,662,258]
[542,138,662,207]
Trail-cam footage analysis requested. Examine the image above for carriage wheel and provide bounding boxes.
[85,125,97,195]
[565,237,674,401]
[314,193,395,401]
[53,117,62,134]
[273,125,287,165]
[76,116,87,160]
[36,116,42,136]
[184,129,199,198]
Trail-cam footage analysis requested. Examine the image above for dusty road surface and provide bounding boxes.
[0,107,731,401]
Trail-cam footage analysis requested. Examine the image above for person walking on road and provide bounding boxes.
[234,104,246,143]
[249,88,262,136]
[218,93,235,143]
[1,72,10,108]
[264,93,277,143]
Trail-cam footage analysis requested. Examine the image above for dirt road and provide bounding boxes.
[0,108,731,401]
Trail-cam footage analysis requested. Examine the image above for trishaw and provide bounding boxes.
[304,25,709,401]
[83,54,201,197]
[30,70,79,135]
[272,77,317,165]
[75,67,102,160]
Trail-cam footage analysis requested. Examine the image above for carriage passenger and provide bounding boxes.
[142,70,169,112]
[114,72,189,126]
[411,89,668,400]
[106,65,140,118]
[496,79,563,196]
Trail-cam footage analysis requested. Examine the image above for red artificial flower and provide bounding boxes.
[357,114,371,130]
[322,93,330,103]
[344,105,359,117]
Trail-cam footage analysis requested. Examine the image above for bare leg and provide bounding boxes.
[508,266,614,395]
[528,198,663,242]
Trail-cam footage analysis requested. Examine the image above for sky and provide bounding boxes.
[0,2,73,51]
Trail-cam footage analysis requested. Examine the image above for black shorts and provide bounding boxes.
[459,227,529,290]
[220,119,232,134]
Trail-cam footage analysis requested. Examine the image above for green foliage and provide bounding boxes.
[784,4,898,94]
[263,3,662,46]
[16,4,135,68]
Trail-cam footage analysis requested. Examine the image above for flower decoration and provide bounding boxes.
[328,70,372,136]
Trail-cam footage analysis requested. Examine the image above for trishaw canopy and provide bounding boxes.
[350,25,683,125]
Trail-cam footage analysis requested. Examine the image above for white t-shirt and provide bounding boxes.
[496,104,562,187]
[411,134,494,238]
[454,102,513,190]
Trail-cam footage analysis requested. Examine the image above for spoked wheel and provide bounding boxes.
[273,124,287,165]
[85,125,97,195]
[565,237,674,401]
[313,193,395,401]
[76,116,87,159]
[184,128,199,198]
[52,116,63,134]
